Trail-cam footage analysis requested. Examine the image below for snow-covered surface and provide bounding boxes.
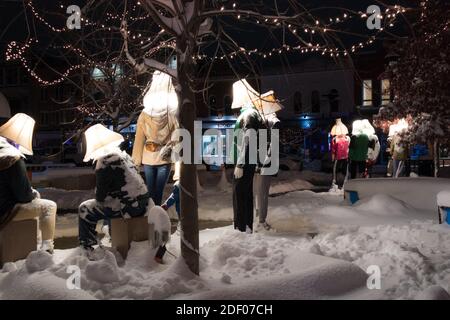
[437,190,450,207]
[344,178,450,211]
[2,185,450,300]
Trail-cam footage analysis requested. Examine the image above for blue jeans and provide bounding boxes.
[79,199,147,247]
[144,164,171,205]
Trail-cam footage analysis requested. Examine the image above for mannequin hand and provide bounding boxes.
[234,167,243,179]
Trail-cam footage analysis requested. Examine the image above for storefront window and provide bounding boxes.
[363,79,373,106]
[381,79,391,104]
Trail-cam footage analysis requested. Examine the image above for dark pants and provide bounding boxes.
[350,160,366,179]
[333,159,348,186]
[233,164,256,232]
[79,199,147,247]
[144,164,171,205]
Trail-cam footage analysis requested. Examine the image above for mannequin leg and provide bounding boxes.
[153,164,171,205]
[257,174,271,224]
[232,164,256,232]
[144,165,157,202]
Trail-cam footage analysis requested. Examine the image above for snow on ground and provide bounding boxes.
[2,185,450,300]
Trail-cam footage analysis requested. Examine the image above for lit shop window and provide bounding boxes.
[381,79,391,105]
[362,79,373,106]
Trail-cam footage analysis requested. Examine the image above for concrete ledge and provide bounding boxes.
[0,219,37,266]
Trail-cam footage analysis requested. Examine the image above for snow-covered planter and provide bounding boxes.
[343,178,450,212]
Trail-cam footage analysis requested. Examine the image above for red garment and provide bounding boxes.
[331,136,350,160]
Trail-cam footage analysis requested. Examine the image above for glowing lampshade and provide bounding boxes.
[361,119,375,136]
[254,91,283,115]
[0,113,35,155]
[143,71,178,117]
[388,118,408,137]
[331,118,348,136]
[351,120,364,135]
[231,79,260,109]
[83,124,124,162]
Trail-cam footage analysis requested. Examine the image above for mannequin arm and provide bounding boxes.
[132,115,145,166]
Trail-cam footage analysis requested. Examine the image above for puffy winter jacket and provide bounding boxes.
[132,111,178,166]
[331,136,350,160]
[349,134,369,162]
[95,150,150,214]
[0,138,34,230]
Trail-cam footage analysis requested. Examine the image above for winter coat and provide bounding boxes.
[258,114,281,175]
[95,150,150,215]
[391,134,408,161]
[349,134,369,162]
[0,138,35,230]
[233,107,265,168]
[331,136,350,161]
[132,111,178,167]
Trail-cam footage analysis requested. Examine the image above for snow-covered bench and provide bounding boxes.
[0,218,37,267]
[111,216,149,259]
[344,177,450,212]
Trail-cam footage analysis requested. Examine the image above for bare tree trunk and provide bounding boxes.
[434,139,439,178]
[177,53,199,275]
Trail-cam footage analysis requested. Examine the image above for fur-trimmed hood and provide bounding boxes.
[0,137,23,171]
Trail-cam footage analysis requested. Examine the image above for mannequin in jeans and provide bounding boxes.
[132,71,178,206]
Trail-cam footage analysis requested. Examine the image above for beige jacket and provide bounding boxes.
[132,112,178,166]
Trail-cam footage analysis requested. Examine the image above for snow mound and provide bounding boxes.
[0,272,95,300]
[85,250,120,283]
[25,251,54,273]
[437,190,450,207]
[188,256,369,300]
[416,285,450,300]
[354,194,412,216]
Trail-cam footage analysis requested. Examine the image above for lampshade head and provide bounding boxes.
[331,119,348,136]
[361,119,375,136]
[83,124,124,162]
[0,113,35,155]
[231,79,260,109]
[143,71,179,117]
[254,91,284,115]
[351,120,364,136]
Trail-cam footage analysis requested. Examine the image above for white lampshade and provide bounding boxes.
[0,113,35,155]
[84,124,124,162]
[231,79,260,109]
[331,118,348,136]
[361,119,375,136]
[351,120,364,136]
[255,91,284,115]
[143,71,178,117]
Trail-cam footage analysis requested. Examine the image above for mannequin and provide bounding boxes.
[361,119,380,178]
[349,120,369,179]
[231,79,265,233]
[388,119,408,178]
[132,71,179,205]
[254,92,283,231]
[330,118,350,187]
